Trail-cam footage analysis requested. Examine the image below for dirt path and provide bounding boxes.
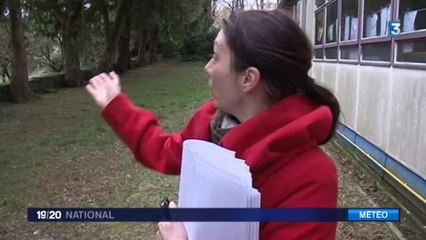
[324,143,425,240]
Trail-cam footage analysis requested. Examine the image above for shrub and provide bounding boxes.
[181,28,219,62]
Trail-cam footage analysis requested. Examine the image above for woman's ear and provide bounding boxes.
[241,67,261,93]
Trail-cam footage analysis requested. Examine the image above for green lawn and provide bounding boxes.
[0,60,210,240]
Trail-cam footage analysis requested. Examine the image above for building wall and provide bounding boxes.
[311,63,426,179]
[299,0,426,203]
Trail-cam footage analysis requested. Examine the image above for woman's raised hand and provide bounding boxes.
[86,72,121,109]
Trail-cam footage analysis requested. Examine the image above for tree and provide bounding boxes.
[115,0,133,73]
[7,0,36,102]
[131,0,160,66]
[95,0,131,73]
[29,0,84,87]
[0,4,11,83]
[55,0,84,86]
[79,0,107,69]
[277,0,299,9]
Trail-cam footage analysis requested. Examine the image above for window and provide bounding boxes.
[326,2,338,43]
[341,46,358,60]
[341,0,359,41]
[288,0,303,27]
[325,47,338,59]
[313,0,426,68]
[315,49,324,59]
[397,39,426,63]
[296,1,303,26]
[315,0,339,61]
[363,0,391,38]
[362,42,391,61]
[315,10,325,45]
[399,0,426,32]
[315,0,326,9]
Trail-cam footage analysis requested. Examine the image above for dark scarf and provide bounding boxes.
[210,110,240,144]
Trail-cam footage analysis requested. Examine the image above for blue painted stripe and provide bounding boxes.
[353,134,387,166]
[385,155,426,198]
[337,124,356,142]
[336,122,426,199]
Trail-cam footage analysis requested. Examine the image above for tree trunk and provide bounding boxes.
[116,35,130,73]
[136,29,147,66]
[96,0,129,74]
[54,1,84,87]
[8,0,36,102]
[116,1,132,73]
[62,18,83,86]
[147,27,159,64]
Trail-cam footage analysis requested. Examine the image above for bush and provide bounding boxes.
[181,28,219,62]
[160,39,181,59]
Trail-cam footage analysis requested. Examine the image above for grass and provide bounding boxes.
[0,60,210,240]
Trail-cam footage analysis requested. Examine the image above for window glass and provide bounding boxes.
[290,1,303,26]
[399,0,426,32]
[315,0,326,9]
[296,1,302,26]
[315,49,324,59]
[341,46,359,60]
[326,2,338,43]
[362,42,391,61]
[397,39,426,63]
[341,0,359,41]
[315,10,325,45]
[363,0,391,38]
[325,47,338,59]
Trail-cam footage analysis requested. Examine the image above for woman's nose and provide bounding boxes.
[204,58,213,73]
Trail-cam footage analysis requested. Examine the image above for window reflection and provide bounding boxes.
[363,0,391,38]
[326,2,338,43]
[341,0,359,41]
[315,10,325,45]
[315,49,324,59]
[397,39,426,63]
[325,47,338,59]
[362,42,391,61]
[315,0,326,9]
[399,0,426,32]
[341,46,359,60]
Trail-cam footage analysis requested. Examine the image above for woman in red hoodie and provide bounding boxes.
[86,9,340,240]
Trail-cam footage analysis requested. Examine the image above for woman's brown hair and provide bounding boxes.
[222,9,340,143]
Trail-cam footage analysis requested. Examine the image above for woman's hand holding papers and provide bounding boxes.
[156,201,188,240]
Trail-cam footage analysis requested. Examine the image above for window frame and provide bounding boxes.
[312,0,426,70]
[393,0,426,68]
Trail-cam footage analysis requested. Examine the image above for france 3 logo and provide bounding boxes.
[388,20,401,39]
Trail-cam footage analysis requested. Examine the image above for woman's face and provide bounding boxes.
[204,30,245,115]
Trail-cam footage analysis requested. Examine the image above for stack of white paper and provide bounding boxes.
[178,139,261,240]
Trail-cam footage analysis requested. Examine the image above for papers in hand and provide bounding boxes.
[178,139,261,240]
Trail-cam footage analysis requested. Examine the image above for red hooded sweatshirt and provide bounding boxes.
[101,92,338,240]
